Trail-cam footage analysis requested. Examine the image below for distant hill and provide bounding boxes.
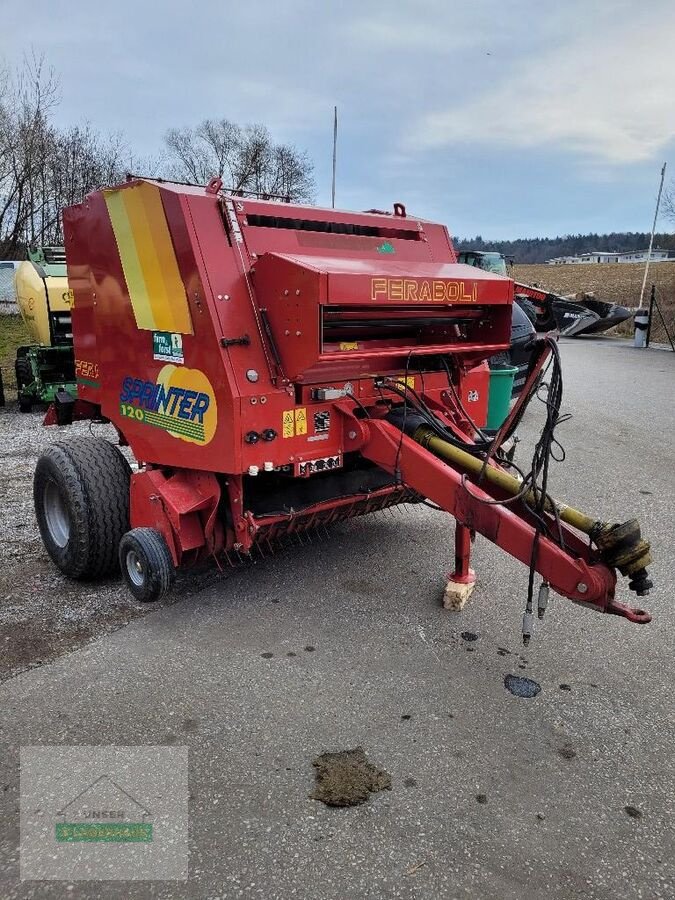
[453,232,675,264]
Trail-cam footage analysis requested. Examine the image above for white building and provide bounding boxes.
[547,249,671,265]
[0,261,20,313]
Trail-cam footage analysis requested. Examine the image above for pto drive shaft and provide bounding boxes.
[411,425,653,597]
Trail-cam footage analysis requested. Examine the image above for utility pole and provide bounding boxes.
[331,106,338,209]
[639,162,667,306]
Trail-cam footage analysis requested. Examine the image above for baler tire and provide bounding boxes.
[34,438,131,579]
[119,528,175,603]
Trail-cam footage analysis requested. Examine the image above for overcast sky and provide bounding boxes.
[2,0,674,239]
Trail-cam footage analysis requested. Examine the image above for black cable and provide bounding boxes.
[393,352,414,484]
[345,390,372,419]
[521,337,569,611]
[375,339,570,637]
[383,379,495,453]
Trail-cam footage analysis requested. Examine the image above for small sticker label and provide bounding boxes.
[282,410,295,438]
[467,389,479,402]
[376,241,395,254]
[153,331,184,364]
[295,407,307,436]
[339,342,359,351]
[395,376,416,389]
[314,411,331,433]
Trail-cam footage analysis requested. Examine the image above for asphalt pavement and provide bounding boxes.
[1,337,674,899]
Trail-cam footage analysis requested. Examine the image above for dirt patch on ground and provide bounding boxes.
[310,746,392,807]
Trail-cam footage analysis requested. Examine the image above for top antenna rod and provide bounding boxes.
[331,106,338,209]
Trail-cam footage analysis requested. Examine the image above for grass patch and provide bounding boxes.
[0,314,31,395]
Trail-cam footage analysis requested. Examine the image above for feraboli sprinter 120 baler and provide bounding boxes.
[33,177,652,639]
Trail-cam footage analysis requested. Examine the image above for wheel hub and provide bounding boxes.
[43,480,70,548]
[125,549,146,587]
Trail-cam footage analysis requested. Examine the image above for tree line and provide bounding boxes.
[454,231,675,264]
[0,55,315,258]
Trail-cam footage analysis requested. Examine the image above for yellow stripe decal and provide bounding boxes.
[105,189,154,329]
[104,183,193,334]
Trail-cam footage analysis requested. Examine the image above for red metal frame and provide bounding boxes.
[359,418,649,621]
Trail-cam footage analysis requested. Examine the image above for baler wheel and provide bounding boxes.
[33,438,131,579]
[119,528,175,603]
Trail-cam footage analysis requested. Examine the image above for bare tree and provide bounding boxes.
[0,55,135,254]
[663,181,675,225]
[164,118,315,202]
[0,53,59,256]
[0,55,317,257]
[37,125,130,244]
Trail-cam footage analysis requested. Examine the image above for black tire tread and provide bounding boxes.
[34,437,131,579]
[15,355,33,389]
[119,528,175,602]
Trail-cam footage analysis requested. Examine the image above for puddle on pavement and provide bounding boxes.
[504,674,541,698]
[310,746,392,807]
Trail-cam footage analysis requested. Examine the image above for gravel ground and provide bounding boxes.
[0,410,226,681]
[0,411,139,679]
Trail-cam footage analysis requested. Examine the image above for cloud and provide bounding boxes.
[409,13,675,164]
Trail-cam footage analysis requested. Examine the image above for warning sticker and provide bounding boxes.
[282,410,295,438]
[339,342,359,351]
[395,376,415,389]
[295,407,307,436]
[282,407,308,438]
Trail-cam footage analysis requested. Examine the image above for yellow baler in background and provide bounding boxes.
[14,246,76,411]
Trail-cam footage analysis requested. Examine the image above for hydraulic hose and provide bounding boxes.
[413,424,598,534]
[398,418,653,597]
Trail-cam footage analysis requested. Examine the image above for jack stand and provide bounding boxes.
[444,522,476,610]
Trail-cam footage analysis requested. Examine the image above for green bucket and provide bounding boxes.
[486,365,517,430]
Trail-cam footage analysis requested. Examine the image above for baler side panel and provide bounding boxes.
[69,185,235,473]
[163,190,246,472]
[64,202,102,403]
[183,193,276,400]
[182,192,305,474]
